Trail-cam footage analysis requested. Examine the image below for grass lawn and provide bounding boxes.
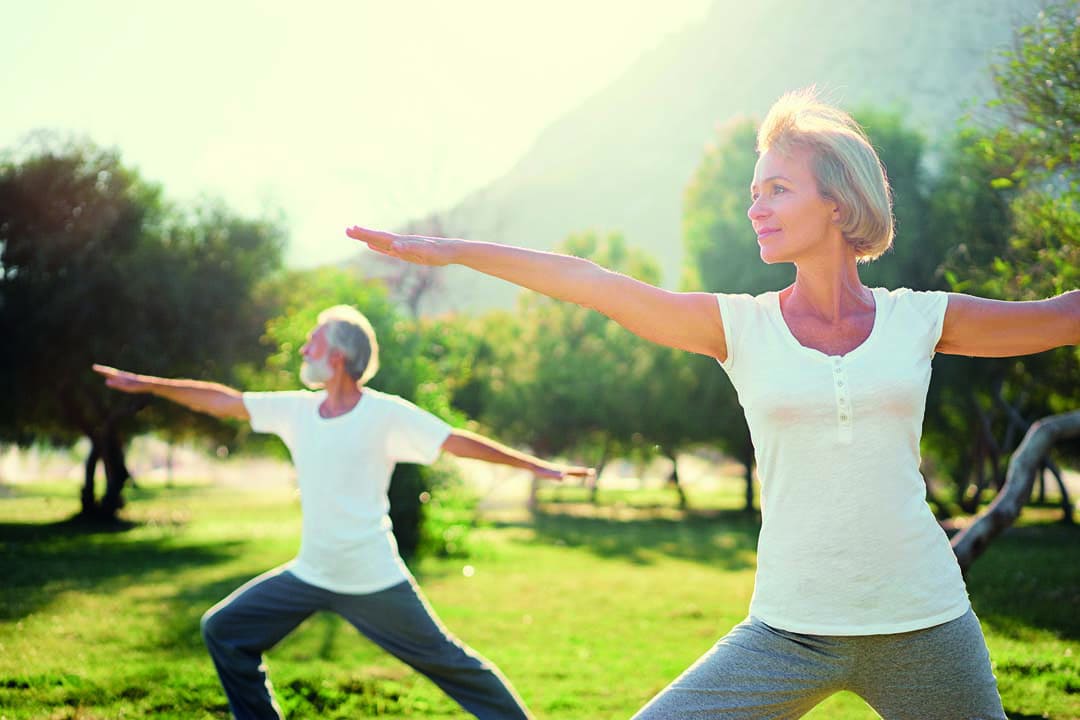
[1,479,1077,719]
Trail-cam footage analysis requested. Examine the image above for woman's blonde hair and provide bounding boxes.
[757,88,894,261]
[317,305,380,384]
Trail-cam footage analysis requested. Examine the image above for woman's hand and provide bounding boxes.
[346,226,457,267]
[345,225,728,359]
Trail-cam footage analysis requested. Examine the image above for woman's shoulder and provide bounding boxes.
[715,289,780,307]
[876,287,950,331]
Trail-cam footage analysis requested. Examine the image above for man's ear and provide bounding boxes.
[328,349,347,373]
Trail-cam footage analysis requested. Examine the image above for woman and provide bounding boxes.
[346,89,1078,718]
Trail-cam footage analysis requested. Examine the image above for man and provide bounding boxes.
[93,304,590,720]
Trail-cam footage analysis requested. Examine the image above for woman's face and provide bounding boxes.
[747,145,839,265]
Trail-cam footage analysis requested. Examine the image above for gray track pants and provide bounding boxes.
[632,608,1005,719]
[200,566,532,720]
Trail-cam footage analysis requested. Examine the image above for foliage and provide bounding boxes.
[0,135,284,518]
[479,232,662,503]
[928,0,1080,496]
[682,117,792,294]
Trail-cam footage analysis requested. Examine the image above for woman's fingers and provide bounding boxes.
[347,227,452,267]
[346,225,395,251]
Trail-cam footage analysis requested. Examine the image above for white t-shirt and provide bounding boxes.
[716,287,970,635]
[243,387,451,594]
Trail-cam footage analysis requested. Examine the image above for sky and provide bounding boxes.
[1,1,712,268]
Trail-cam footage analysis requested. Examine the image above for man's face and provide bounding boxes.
[299,324,334,388]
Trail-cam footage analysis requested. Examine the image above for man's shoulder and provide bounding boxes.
[243,389,323,417]
[362,388,441,424]
[245,389,323,402]
[362,388,412,412]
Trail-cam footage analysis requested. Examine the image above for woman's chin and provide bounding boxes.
[759,247,787,265]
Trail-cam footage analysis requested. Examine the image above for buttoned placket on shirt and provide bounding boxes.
[831,356,853,443]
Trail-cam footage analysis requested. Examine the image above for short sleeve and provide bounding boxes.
[243,391,311,437]
[897,289,949,356]
[714,293,757,372]
[384,396,452,465]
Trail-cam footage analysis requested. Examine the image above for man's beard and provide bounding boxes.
[300,356,333,388]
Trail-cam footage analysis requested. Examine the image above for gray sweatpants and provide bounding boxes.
[632,608,1005,719]
[200,566,532,720]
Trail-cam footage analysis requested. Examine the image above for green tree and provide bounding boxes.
[479,231,660,507]
[682,117,792,294]
[0,136,284,520]
[930,0,1080,518]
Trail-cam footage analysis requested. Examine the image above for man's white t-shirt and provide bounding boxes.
[242,387,451,594]
[716,287,970,635]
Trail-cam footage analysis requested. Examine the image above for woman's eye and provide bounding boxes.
[773,185,787,194]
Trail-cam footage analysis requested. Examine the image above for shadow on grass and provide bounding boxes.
[520,505,761,572]
[0,516,246,623]
[524,505,1080,642]
[151,569,294,655]
[964,521,1080,642]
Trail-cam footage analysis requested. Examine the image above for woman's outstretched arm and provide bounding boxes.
[937,291,1080,358]
[346,226,729,360]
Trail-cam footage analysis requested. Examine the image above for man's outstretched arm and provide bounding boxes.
[441,429,593,481]
[92,364,250,421]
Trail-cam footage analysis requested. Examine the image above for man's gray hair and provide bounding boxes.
[317,305,380,384]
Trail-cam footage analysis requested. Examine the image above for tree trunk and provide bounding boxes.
[588,441,610,505]
[99,428,131,517]
[961,400,1004,513]
[528,475,539,513]
[952,410,1080,574]
[960,431,986,514]
[996,393,1074,523]
[738,440,756,511]
[664,448,687,510]
[1043,461,1074,525]
[82,439,101,515]
[80,426,132,521]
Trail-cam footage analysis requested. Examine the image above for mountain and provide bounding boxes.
[374,0,1040,313]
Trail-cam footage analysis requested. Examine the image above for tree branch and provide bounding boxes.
[952,410,1080,574]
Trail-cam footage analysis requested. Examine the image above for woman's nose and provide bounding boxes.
[747,198,767,221]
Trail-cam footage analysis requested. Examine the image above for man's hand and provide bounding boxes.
[534,464,595,482]
[92,364,151,394]
[442,430,596,482]
[90,364,249,420]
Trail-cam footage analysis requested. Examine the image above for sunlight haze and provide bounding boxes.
[0,0,712,267]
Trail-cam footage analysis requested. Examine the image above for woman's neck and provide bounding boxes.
[786,252,871,324]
